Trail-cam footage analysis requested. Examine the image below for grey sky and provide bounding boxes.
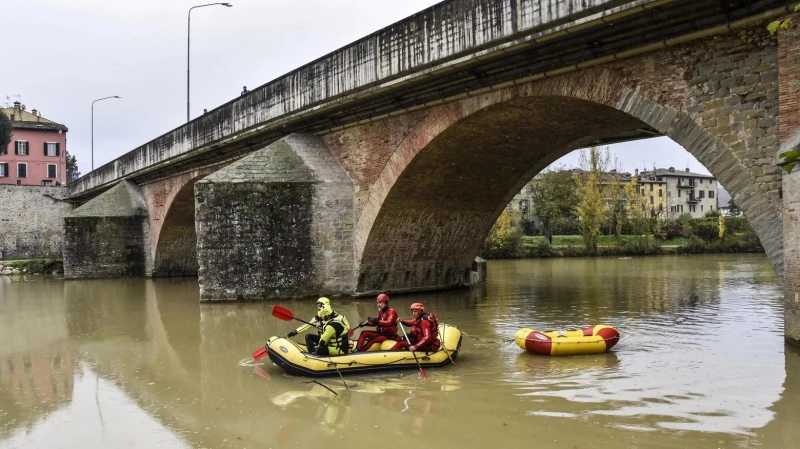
[4,0,713,184]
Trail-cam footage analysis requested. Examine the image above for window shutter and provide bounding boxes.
[44,142,48,156]
[55,142,60,156]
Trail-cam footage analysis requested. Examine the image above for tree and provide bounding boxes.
[727,198,741,217]
[624,174,652,251]
[482,208,523,258]
[572,147,609,254]
[0,111,11,151]
[528,168,578,244]
[66,151,80,184]
[605,172,625,241]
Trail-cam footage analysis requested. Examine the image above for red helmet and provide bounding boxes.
[410,302,424,311]
[376,293,389,303]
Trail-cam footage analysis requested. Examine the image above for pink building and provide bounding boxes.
[1,102,68,186]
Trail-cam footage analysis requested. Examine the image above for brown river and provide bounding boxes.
[1,254,797,449]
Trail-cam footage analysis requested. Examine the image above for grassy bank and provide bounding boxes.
[523,235,689,248]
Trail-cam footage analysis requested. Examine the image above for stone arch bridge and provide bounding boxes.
[63,0,800,343]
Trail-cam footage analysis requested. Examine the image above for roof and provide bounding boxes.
[10,121,68,132]
[640,168,715,179]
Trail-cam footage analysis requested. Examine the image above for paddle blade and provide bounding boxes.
[272,305,295,322]
[419,367,428,379]
[253,346,268,361]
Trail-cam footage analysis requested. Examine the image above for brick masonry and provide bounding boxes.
[0,185,71,259]
[321,26,784,294]
[194,134,355,301]
[779,16,800,345]
[63,181,151,278]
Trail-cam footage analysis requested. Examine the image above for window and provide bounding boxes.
[698,190,705,199]
[659,189,663,197]
[650,184,654,191]
[641,188,645,196]
[15,141,29,155]
[668,191,672,198]
[709,191,715,199]
[0,163,7,177]
[44,142,60,157]
[657,177,663,181]
[47,164,57,178]
[710,206,713,211]
[41,180,52,186]
[701,205,704,212]
[690,205,696,213]
[659,204,663,211]
[678,189,681,197]
[17,163,27,178]
[650,196,654,204]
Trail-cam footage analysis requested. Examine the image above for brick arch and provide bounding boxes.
[350,67,783,293]
[143,164,227,277]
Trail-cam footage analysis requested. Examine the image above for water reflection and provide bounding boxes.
[0,254,795,449]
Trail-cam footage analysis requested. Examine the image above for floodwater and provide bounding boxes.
[0,254,797,449]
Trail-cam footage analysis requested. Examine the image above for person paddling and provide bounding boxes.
[286,297,350,356]
[354,293,399,352]
[392,303,440,352]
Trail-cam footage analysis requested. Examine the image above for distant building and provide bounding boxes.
[1,102,68,186]
[511,166,719,221]
[638,167,718,218]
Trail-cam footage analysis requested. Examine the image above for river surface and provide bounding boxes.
[0,254,797,449]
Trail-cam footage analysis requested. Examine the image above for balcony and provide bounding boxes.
[677,181,696,188]
[686,196,699,203]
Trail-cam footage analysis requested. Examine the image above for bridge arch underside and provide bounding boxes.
[355,94,782,293]
[153,181,199,277]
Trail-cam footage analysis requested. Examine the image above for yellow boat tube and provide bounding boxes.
[266,323,462,377]
[515,325,620,356]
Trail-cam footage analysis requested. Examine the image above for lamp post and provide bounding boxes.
[188,3,233,122]
[91,96,121,171]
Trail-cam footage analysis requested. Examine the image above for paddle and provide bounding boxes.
[398,321,428,379]
[348,320,369,337]
[252,305,317,361]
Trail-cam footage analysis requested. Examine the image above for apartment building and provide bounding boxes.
[638,167,718,218]
[1,102,68,186]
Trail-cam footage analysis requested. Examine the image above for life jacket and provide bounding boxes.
[321,313,350,355]
[411,312,439,348]
[376,307,399,336]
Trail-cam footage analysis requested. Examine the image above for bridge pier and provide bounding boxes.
[63,181,152,278]
[779,18,800,346]
[194,134,356,301]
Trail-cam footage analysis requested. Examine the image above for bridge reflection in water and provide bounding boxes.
[0,255,796,448]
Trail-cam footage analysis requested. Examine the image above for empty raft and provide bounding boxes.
[515,325,620,356]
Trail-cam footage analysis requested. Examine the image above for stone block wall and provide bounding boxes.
[0,185,71,259]
[63,181,151,278]
[195,134,355,301]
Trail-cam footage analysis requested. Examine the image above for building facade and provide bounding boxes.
[639,167,718,219]
[1,102,68,186]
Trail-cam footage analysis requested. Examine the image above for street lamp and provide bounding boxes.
[188,3,233,122]
[91,96,121,171]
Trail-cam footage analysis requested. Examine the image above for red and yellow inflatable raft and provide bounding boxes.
[515,325,620,356]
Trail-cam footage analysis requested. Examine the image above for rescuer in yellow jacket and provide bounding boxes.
[287,297,351,355]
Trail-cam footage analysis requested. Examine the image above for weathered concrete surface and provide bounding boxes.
[0,185,71,259]
[779,17,800,345]
[195,134,354,301]
[71,0,755,197]
[63,181,150,278]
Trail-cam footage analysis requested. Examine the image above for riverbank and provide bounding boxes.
[481,232,763,259]
[0,258,64,275]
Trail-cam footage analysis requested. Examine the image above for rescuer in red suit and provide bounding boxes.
[354,293,399,352]
[392,302,440,352]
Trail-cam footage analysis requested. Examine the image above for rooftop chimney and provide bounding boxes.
[669,166,675,172]
[685,168,690,172]
[12,101,21,120]
[634,168,639,176]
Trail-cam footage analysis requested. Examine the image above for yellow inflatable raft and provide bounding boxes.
[266,324,462,377]
[515,325,620,356]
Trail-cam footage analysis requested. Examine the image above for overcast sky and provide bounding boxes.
[3,0,713,182]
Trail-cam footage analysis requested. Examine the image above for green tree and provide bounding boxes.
[605,173,625,241]
[0,111,11,151]
[66,151,80,184]
[624,174,651,251]
[528,168,578,244]
[482,208,523,258]
[727,198,741,217]
[572,147,609,254]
